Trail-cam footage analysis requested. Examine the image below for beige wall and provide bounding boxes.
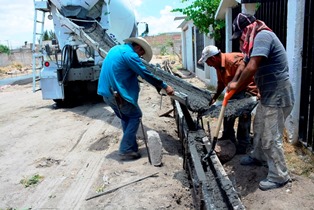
[0,48,32,67]
[0,33,182,67]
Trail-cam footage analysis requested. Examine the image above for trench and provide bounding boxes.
[59,18,258,209]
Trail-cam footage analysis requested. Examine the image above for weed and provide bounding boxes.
[20,174,44,188]
[284,140,314,177]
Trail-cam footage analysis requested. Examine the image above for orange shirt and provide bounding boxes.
[216,53,257,96]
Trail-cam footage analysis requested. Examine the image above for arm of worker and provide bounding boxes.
[126,53,174,95]
[164,85,174,95]
[227,56,263,91]
[231,61,246,83]
[210,82,225,105]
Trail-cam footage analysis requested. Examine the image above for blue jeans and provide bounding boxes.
[222,91,252,146]
[103,95,142,154]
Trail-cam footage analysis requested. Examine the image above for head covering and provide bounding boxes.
[198,45,220,64]
[241,20,272,57]
[124,37,153,62]
[231,13,256,39]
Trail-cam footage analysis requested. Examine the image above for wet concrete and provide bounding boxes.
[187,129,245,209]
[146,63,213,112]
[79,21,254,118]
[203,97,258,118]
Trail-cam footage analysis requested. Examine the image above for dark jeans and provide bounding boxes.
[103,95,142,154]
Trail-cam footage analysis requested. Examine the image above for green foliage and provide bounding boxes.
[43,30,56,41]
[20,174,44,188]
[172,0,225,40]
[160,45,168,55]
[0,44,10,54]
[159,39,175,55]
[43,31,49,41]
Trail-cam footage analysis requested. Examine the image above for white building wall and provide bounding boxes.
[194,32,216,86]
[225,8,233,52]
[179,0,304,143]
[285,0,305,143]
[182,21,195,73]
[181,29,187,70]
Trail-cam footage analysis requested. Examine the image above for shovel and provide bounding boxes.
[202,89,236,161]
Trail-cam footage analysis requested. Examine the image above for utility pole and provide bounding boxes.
[5,40,10,49]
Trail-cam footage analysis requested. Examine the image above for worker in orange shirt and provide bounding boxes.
[198,45,258,154]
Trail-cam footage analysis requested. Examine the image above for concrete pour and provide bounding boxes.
[146,63,213,112]
[203,97,259,118]
[81,22,254,118]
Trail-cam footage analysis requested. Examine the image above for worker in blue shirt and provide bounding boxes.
[98,37,174,161]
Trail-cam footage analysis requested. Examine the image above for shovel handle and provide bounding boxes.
[202,89,237,161]
[222,89,236,106]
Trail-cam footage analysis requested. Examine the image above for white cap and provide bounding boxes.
[198,45,220,64]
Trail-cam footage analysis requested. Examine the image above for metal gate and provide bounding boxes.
[241,0,313,151]
[299,0,314,151]
[254,0,288,47]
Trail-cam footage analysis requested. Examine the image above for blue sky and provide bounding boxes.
[0,0,189,49]
[134,0,189,35]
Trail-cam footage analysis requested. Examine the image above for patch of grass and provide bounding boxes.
[20,174,44,188]
[284,140,314,177]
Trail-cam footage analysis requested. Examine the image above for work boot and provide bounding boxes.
[259,179,291,191]
[119,151,141,161]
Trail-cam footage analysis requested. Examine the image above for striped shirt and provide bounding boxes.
[250,30,294,107]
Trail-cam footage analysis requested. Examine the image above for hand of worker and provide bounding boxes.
[164,85,174,96]
[209,98,216,106]
[227,81,237,92]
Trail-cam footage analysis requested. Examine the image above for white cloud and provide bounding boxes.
[137,6,182,36]
[0,0,34,48]
[0,1,183,48]
[132,0,143,7]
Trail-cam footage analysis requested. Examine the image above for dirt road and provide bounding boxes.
[0,81,193,209]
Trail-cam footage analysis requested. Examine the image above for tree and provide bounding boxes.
[0,44,10,54]
[48,30,56,39]
[43,30,49,41]
[172,0,225,40]
[43,30,56,41]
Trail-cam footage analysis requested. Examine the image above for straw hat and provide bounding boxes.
[124,37,153,62]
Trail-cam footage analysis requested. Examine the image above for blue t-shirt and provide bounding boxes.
[97,43,167,106]
[250,30,294,107]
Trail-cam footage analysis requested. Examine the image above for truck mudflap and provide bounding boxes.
[40,63,64,100]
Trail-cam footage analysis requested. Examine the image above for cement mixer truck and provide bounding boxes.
[33,0,214,112]
[32,0,148,107]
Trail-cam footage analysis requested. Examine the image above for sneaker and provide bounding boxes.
[240,156,262,166]
[119,151,141,161]
[259,179,291,191]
